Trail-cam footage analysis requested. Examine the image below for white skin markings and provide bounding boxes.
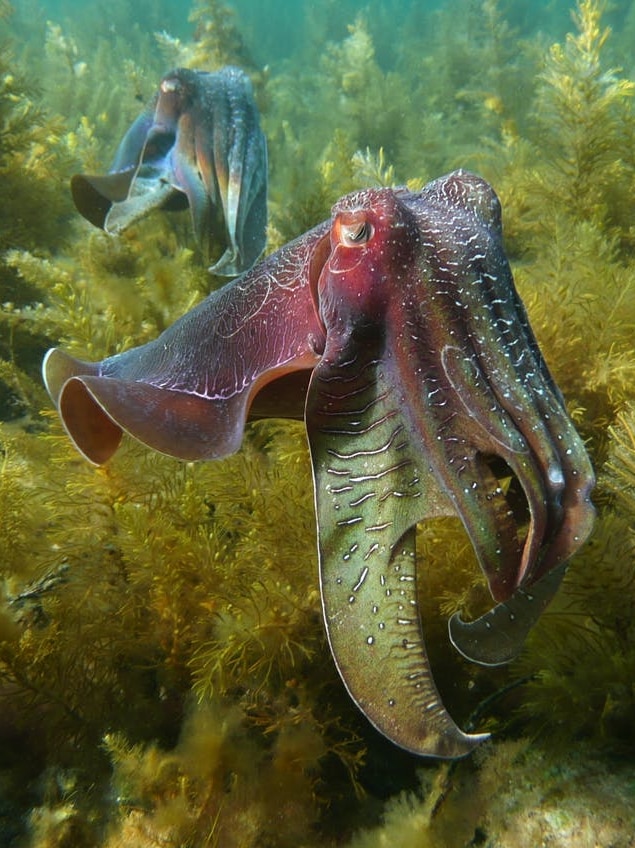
[216,242,315,339]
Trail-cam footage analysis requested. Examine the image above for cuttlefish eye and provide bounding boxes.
[161,77,180,94]
[337,215,374,246]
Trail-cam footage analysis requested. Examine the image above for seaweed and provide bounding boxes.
[0,13,78,421]
[186,0,256,71]
[531,0,635,233]
[0,31,75,259]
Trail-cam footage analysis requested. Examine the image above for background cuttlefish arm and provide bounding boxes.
[43,170,595,758]
[70,66,268,276]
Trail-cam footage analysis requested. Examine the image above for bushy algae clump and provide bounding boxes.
[2,0,635,845]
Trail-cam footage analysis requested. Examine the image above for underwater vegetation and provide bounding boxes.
[1,0,635,845]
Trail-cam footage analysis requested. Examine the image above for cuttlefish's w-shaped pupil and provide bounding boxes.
[338,216,373,246]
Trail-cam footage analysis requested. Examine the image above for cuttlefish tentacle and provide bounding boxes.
[362,181,546,608]
[410,175,554,592]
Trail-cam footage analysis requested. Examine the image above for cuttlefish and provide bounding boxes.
[71,66,267,276]
[44,171,595,758]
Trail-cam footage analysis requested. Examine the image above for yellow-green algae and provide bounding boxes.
[2,0,635,845]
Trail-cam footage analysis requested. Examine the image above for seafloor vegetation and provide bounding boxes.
[2,0,635,845]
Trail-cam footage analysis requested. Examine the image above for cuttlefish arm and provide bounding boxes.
[43,221,330,465]
[70,66,267,276]
[417,173,596,665]
[448,562,568,666]
[306,172,594,756]
[306,292,488,755]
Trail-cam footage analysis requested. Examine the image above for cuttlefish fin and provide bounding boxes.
[70,170,137,230]
[43,348,251,464]
[42,224,330,465]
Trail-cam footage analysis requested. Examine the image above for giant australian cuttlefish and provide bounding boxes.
[44,170,595,758]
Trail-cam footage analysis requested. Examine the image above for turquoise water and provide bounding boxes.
[14,0,624,66]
